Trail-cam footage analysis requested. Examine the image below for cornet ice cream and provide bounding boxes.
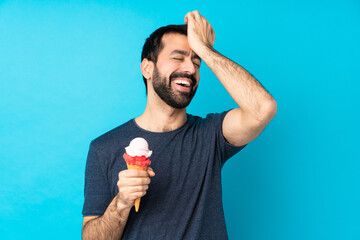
[123,137,152,212]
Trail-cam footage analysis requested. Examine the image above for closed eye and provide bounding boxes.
[194,62,201,68]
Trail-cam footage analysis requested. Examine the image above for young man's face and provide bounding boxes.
[151,33,201,109]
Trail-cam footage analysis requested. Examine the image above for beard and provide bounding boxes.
[152,66,198,109]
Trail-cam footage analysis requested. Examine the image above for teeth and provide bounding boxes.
[174,79,191,87]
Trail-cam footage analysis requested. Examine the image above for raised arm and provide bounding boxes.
[185,11,277,146]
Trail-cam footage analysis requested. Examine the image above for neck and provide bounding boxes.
[135,92,187,132]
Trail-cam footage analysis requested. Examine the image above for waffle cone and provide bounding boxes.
[127,163,148,212]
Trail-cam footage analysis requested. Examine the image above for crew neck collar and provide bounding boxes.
[131,114,193,134]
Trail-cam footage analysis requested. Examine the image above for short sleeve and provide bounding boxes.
[82,141,112,216]
[207,111,246,166]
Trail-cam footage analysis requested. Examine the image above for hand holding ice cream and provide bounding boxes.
[118,137,153,212]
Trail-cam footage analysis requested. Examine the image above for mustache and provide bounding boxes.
[170,72,196,85]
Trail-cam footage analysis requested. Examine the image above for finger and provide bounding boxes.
[201,17,206,25]
[131,191,147,199]
[121,187,148,197]
[184,12,193,24]
[192,10,201,20]
[119,177,151,186]
[147,167,155,177]
[119,191,147,202]
[119,169,149,178]
[211,27,216,42]
[118,177,151,187]
[185,12,195,24]
[121,185,149,194]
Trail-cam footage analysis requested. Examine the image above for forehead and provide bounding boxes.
[159,33,193,56]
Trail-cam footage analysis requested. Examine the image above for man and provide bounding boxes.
[82,10,277,239]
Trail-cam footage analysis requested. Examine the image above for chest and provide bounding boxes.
[107,131,220,199]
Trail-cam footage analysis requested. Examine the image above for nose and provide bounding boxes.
[181,58,196,75]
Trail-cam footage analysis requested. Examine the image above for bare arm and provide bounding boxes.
[199,47,277,146]
[82,195,131,239]
[82,168,155,239]
[185,11,277,146]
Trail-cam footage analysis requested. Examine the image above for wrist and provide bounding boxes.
[111,200,131,224]
[194,43,214,61]
[116,195,133,213]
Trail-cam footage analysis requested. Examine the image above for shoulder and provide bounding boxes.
[184,111,230,139]
[188,111,228,127]
[90,119,134,153]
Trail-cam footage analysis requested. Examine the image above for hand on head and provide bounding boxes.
[184,10,215,52]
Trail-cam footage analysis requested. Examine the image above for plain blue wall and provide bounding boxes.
[0,0,359,239]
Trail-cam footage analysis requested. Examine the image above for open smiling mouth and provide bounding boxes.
[171,78,193,93]
[174,79,191,87]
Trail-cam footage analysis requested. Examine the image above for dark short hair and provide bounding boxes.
[141,24,187,92]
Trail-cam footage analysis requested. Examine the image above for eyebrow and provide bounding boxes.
[170,50,201,61]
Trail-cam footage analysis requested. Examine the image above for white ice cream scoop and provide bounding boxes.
[125,137,152,158]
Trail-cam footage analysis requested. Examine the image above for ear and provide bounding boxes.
[141,58,154,80]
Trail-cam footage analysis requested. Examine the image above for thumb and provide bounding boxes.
[147,167,155,177]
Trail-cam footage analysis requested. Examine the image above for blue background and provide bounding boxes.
[0,0,359,239]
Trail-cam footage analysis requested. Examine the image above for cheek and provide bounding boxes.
[195,71,200,81]
[163,64,179,76]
